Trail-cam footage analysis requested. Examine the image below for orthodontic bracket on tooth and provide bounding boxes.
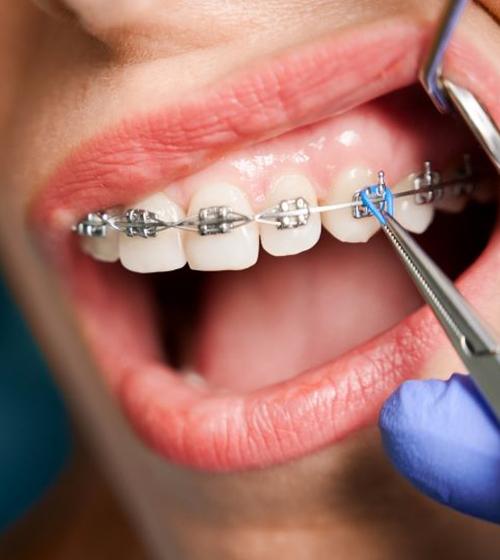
[73,156,477,240]
[191,206,252,236]
[75,208,175,238]
[120,208,172,238]
[256,197,311,229]
[414,161,442,204]
[358,171,394,225]
[75,211,110,237]
[352,171,392,219]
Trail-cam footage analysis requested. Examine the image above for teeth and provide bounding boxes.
[81,230,119,262]
[79,158,480,270]
[393,174,435,233]
[260,174,321,256]
[434,190,467,213]
[185,183,259,271]
[434,168,468,213]
[321,167,379,243]
[119,192,186,273]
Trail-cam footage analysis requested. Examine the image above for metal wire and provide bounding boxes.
[74,158,477,239]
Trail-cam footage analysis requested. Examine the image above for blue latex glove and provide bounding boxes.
[379,373,500,523]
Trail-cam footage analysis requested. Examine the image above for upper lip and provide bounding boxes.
[31,14,500,471]
[31,17,434,231]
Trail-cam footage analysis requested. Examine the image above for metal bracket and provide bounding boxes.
[112,209,169,238]
[74,212,109,237]
[194,206,251,236]
[73,158,479,241]
[353,171,389,219]
[276,197,310,229]
[414,161,442,204]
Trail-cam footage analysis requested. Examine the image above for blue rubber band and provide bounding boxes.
[359,184,394,225]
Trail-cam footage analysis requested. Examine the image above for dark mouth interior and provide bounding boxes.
[151,194,497,392]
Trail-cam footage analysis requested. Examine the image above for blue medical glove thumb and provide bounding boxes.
[379,373,500,523]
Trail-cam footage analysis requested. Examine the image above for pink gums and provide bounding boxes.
[175,87,471,208]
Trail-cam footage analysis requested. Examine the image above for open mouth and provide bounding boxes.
[31,18,500,472]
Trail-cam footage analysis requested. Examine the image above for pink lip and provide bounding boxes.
[31,16,500,471]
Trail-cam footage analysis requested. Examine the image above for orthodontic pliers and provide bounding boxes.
[377,0,500,419]
[420,0,500,172]
[379,212,500,420]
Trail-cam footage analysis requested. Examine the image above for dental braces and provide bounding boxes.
[74,156,476,239]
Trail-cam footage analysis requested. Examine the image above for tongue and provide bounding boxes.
[193,234,422,392]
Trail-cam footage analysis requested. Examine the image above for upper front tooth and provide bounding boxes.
[119,192,186,273]
[321,167,379,243]
[81,230,119,262]
[393,173,435,233]
[260,174,321,256]
[185,183,259,271]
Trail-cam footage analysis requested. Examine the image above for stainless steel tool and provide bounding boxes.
[381,212,500,420]
[378,0,500,419]
[420,0,500,172]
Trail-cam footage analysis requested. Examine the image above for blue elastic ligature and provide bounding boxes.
[359,170,394,225]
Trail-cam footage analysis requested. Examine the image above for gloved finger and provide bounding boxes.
[379,373,500,523]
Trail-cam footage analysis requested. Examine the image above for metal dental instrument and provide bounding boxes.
[394,0,500,418]
[355,175,500,421]
[380,210,500,420]
[420,0,500,172]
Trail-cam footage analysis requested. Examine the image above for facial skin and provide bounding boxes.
[1,1,500,559]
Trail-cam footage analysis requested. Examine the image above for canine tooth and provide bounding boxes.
[260,174,321,256]
[393,174,435,233]
[81,230,119,262]
[322,167,379,242]
[119,192,186,273]
[185,183,259,271]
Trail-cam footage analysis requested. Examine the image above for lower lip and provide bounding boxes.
[68,212,500,472]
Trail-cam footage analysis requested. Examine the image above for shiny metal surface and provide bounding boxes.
[382,213,500,420]
[420,0,500,171]
[419,0,469,113]
[74,159,476,238]
[443,79,500,172]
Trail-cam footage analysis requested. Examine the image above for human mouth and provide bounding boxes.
[31,16,500,471]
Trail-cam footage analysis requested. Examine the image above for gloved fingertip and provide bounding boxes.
[379,374,500,523]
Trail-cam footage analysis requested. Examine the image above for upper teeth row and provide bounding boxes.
[75,159,474,240]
